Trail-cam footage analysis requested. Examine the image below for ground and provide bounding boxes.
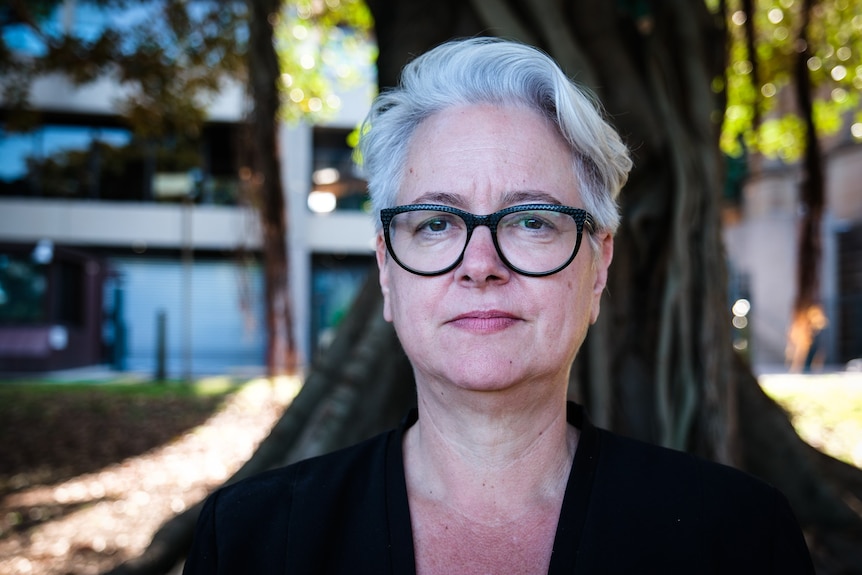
[759,371,862,468]
[0,376,299,575]
[0,370,859,575]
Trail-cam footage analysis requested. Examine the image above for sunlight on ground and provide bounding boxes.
[0,375,302,575]
[242,375,304,403]
[759,371,862,467]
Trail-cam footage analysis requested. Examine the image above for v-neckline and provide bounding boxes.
[384,402,600,575]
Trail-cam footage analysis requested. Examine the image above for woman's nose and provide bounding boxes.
[456,226,511,285]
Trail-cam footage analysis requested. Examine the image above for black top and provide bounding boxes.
[183,402,814,574]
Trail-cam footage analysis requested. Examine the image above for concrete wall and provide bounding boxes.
[0,198,261,250]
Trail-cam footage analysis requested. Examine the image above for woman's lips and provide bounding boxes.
[448,310,520,332]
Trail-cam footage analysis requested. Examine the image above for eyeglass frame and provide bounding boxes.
[380,203,596,277]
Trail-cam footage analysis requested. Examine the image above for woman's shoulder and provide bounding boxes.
[590,426,810,555]
[594,427,779,503]
[575,425,813,573]
[185,427,403,574]
[569,402,778,505]
[212,426,396,511]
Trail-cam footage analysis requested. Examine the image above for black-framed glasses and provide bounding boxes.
[380,203,595,277]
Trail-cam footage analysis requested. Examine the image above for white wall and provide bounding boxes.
[724,207,798,364]
[111,257,266,376]
[8,72,247,122]
[0,198,262,250]
[828,145,862,223]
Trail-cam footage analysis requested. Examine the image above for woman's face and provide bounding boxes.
[376,104,613,395]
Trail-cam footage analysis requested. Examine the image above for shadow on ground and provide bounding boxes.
[0,386,226,497]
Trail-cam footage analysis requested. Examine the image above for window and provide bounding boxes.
[0,118,241,204]
[309,127,369,213]
[53,260,85,326]
[0,252,48,325]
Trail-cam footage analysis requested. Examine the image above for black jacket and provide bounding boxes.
[183,402,814,574]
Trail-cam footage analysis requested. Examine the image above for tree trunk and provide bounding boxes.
[106,2,862,573]
[787,0,828,373]
[247,0,296,376]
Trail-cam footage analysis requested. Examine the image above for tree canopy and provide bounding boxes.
[719,0,862,160]
[1,0,244,136]
[1,0,374,133]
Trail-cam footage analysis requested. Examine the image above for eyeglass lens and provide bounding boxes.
[386,208,584,276]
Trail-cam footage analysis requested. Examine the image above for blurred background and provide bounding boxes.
[0,0,378,379]
[0,1,861,574]
[0,2,859,381]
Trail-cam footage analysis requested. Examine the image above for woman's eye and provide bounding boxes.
[515,215,554,231]
[414,214,460,235]
[425,218,448,232]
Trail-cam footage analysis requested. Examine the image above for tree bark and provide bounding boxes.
[787,0,828,372]
[247,0,296,376]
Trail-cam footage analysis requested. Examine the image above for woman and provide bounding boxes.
[184,38,813,574]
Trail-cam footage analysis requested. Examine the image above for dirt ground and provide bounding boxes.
[0,378,299,575]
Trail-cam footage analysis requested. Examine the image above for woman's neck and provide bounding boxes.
[404,385,577,518]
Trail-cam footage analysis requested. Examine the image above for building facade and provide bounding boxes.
[0,4,376,376]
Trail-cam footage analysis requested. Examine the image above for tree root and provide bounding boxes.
[735,354,862,574]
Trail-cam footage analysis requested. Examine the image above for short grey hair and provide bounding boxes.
[358,37,632,237]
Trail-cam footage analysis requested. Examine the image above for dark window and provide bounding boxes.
[0,252,48,325]
[53,260,85,326]
[838,224,862,363]
[311,254,373,350]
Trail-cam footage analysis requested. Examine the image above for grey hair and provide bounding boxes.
[358,37,632,238]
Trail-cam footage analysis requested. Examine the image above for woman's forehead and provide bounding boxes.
[398,104,580,208]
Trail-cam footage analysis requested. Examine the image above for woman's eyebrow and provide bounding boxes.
[408,189,564,208]
[409,191,467,207]
[502,190,564,205]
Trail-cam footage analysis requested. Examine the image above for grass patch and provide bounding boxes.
[760,373,862,468]
[0,375,244,397]
[0,377,246,496]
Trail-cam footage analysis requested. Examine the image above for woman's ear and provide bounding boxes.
[590,233,614,324]
[376,233,393,322]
